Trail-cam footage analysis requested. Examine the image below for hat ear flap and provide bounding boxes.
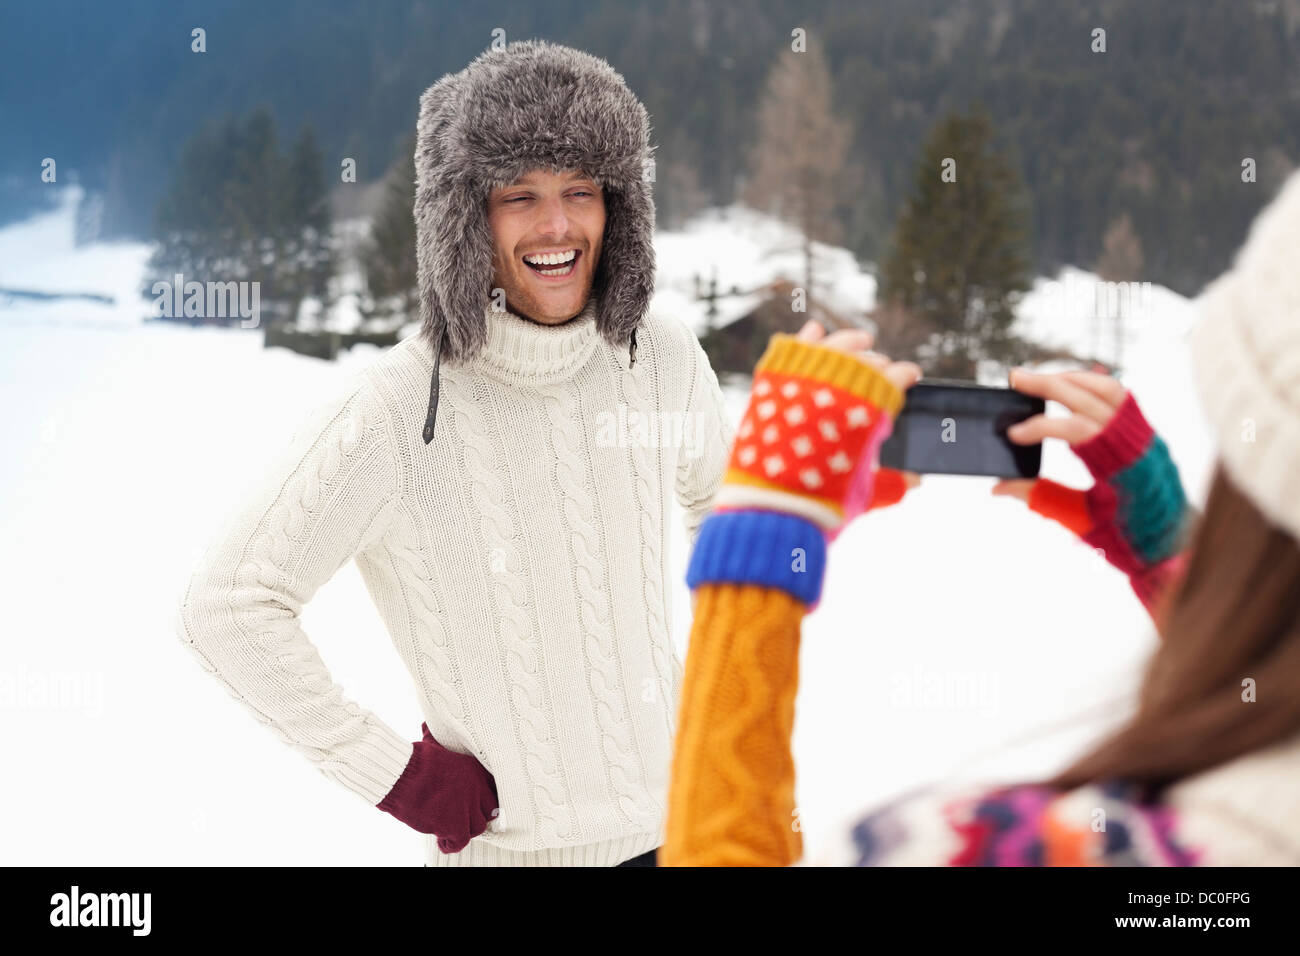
[431,177,493,364]
[416,73,491,365]
[415,77,453,360]
[594,180,656,351]
[414,205,447,361]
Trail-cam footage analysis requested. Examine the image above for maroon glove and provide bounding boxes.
[376,722,499,853]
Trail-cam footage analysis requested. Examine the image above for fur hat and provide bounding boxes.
[1189,166,1300,542]
[413,39,657,443]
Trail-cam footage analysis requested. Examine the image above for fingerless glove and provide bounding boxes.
[688,335,904,609]
[1028,391,1195,612]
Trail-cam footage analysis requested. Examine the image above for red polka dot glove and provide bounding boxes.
[712,334,905,543]
[376,722,500,853]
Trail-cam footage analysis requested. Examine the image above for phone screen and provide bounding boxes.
[877,380,1044,479]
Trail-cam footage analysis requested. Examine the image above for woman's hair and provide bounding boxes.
[1046,460,1300,795]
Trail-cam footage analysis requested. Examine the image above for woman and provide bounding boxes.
[662,168,1300,867]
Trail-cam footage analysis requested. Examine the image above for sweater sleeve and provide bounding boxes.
[173,377,414,806]
[675,334,735,553]
[663,509,823,866]
[662,581,806,866]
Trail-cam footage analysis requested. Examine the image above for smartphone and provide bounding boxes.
[877,379,1044,479]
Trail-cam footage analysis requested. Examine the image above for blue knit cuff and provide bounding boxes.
[686,509,827,606]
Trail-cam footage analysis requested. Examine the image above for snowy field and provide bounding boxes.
[0,188,1217,864]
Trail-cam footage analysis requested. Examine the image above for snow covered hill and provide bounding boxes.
[0,187,1219,864]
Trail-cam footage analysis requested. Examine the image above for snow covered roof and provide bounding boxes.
[651,204,878,338]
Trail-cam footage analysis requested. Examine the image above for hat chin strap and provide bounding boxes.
[422,326,445,445]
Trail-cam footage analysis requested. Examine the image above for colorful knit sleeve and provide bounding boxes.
[813,779,1201,866]
[661,519,816,867]
[663,335,902,867]
[1027,392,1197,629]
[708,335,904,542]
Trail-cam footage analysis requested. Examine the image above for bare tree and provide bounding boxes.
[658,128,710,230]
[743,42,851,301]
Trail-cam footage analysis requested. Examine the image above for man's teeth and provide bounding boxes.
[535,264,573,276]
[523,250,577,266]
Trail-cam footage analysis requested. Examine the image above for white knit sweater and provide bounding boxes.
[175,298,734,866]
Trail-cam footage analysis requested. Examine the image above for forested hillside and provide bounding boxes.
[4,0,1298,294]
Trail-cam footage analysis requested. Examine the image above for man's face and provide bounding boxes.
[487,167,605,325]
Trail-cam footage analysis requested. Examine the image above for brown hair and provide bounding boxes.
[1046,461,1300,795]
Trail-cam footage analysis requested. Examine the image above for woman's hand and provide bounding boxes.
[994,365,1140,519]
[992,367,1130,527]
[993,365,1196,618]
[703,319,919,548]
[1001,366,1127,445]
[795,319,922,396]
[796,321,923,513]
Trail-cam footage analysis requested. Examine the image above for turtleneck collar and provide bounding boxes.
[468,297,601,384]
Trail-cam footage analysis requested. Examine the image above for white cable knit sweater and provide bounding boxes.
[174,298,734,866]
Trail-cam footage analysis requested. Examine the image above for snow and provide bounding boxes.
[651,204,878,336]
[0,187,1219,864]
[0,186,154,329]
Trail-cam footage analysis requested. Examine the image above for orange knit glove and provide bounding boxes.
[1026,477,1094,537]
[868,466,912,511]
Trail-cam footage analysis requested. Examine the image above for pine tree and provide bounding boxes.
[146,111,265,322]
[359,133,418,328]
[881,108,1032,378]
[225,106,283,290]
[146,108,334,328]
[276,123,336,325]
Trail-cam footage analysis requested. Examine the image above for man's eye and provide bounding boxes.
[570,190,593,198]
[505,196,530,204]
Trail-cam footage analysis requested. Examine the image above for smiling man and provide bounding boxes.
[489,168,605,325]
[175,39,733,867]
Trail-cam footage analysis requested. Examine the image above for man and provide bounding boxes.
[174,39,733,867]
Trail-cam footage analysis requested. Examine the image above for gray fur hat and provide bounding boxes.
[414,39,657,443]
